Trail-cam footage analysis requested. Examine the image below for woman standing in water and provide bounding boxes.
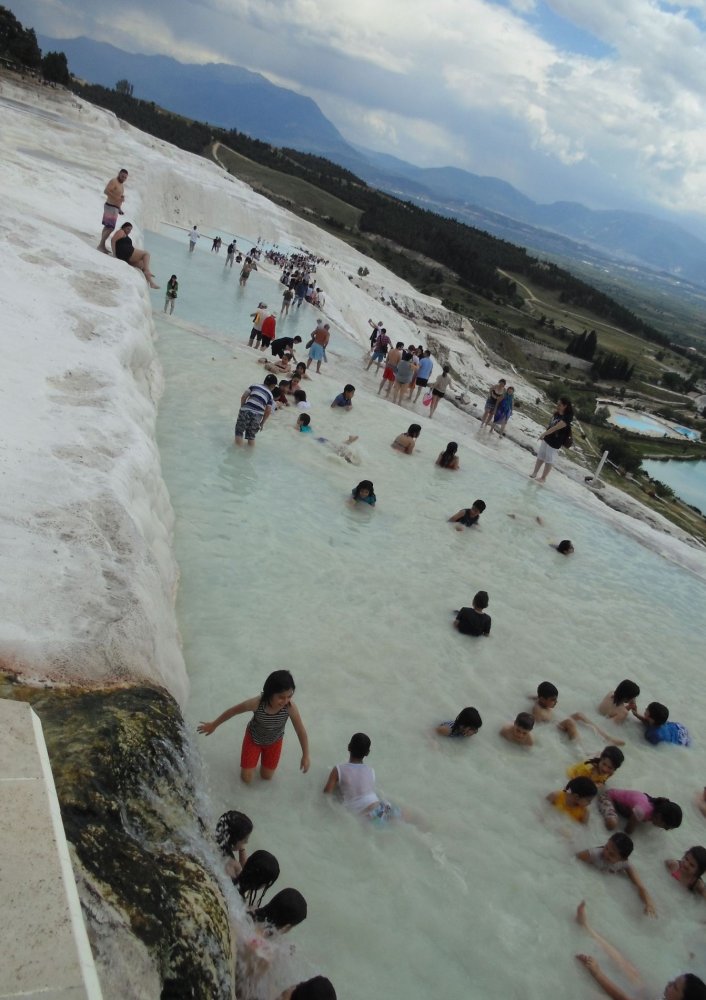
[164,275,178,314]
[491,386,514,435]
[530,397,572,483]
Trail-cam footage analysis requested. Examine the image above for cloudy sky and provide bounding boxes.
[12,0,706,222]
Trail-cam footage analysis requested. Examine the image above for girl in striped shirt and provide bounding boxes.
[198,670,310,784]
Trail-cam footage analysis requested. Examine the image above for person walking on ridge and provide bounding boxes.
[97,168,128,254]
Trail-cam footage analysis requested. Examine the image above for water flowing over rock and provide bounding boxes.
[0,676,234,999]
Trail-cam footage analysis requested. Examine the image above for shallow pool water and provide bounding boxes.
[149,229,706,1000]
[610,411,701,441]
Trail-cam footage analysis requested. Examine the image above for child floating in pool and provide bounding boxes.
[576,832,656,917]
[574,900,705,1000]
[198,670,310,785]
[567,746,624,786]
[632,701,690,747]
[296,414,312,433]
[323,732,411,825]
[448,500,486,530]
[453,591,491,636]
[556,539,574,555]
[530,682,559,722]
[597,789,682,834]
[664,847,706,898]
[500,712,535,748]
[547,776,598,823]
[436,707,483,738]
[350,480,376,506]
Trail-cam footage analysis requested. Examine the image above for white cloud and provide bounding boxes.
[15,0,706,212]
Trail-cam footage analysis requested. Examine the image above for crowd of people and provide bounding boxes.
[99,174,703,999]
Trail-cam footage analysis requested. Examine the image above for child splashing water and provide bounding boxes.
[198,670,310,784]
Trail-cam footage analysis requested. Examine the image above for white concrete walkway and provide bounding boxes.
[0,699,103,999]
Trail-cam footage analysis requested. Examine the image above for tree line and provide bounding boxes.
[0,5,69,83]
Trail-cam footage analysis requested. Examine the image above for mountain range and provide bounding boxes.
[44,35,706,289]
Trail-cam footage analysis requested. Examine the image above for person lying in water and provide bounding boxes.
[576,833,656,917]
[574,900,704,1000]
[294,417,362,464]
[323,732,417,826]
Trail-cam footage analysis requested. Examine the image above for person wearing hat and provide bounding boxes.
[248,303,268,348]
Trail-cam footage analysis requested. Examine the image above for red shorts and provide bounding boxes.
[240,728,284,771]
[382,366,395,381]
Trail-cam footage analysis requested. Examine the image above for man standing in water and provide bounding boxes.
[188,226,200,253]
[234,374,277,447]
[97,168,128,253]
[307,322,330,374]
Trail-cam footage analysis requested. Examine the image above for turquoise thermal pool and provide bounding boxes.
[149,229,706,1000]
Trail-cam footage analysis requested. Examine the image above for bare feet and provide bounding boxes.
[97,245,110,254]
[576,900,587,927]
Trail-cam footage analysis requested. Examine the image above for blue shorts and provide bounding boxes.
[371,350,386,362]
[368,801,401,826]
[309,343,325,361]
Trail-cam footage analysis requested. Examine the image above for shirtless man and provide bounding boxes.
[306,322,330,374]
[378,341,403,397]
[98,168,128,253]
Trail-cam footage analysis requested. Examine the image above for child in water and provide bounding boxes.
[530,682,558,722]
[234,850,280,907]
[576,833,656,916]
[215,809,253,877]
[597,789,682,834]
[198,670,310,784]
[547,776,598,823]
[598,679,640,723]
[323,732,410,825]
[574,900,706,1000]
[632,701,690,747]
[436,707,483,738]
[453,591,491,636]
[436,442,460,470]
[350,480,376,506]
[277,978,337,1000]
[448,500,486,530]
[500,712,535,748]
[567,746,624,786]
[664,848,706,898]
[391,424,421,454]
[296,413,312,433]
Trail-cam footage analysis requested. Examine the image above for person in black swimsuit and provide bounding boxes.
[110,223,159,288]
[448,499,486,531]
